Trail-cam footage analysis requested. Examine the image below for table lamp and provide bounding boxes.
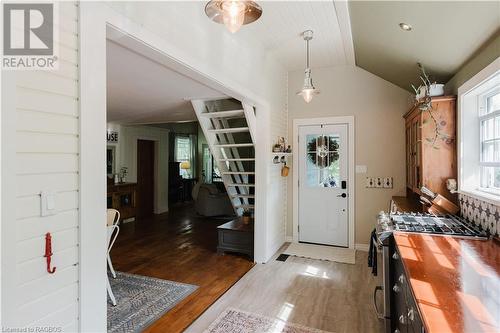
[180,161,191,178]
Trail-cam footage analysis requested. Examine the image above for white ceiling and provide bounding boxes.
[106,40,225,124]
[238,1,354,70]
[106,2,353,125]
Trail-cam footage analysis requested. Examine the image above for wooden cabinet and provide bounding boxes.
[404,96,457,203]
[107,183,137,221]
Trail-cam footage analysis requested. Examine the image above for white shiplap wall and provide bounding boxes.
[9,2,80,331]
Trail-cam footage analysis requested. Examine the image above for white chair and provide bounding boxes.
[107,209,120,306]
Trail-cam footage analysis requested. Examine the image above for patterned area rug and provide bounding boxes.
[204,308,331,333]
[108,272,197,333]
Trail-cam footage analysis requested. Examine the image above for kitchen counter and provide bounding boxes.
[394,233,500,333]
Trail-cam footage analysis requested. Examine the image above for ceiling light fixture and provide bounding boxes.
[205,1,262,33]
[399,22,412,31]
[297,30,319,103]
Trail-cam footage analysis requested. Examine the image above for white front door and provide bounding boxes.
[298,124,349,247]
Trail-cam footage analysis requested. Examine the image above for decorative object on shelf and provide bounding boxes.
[241,209,252,225]
[285,145,292,153]
[297,30,319,103]
[272,136,286,152]
[205,0,262,33]
[307,135,338,168]
[44,232,56,274]
[410,63,449,149]
[119,166,128,183]
[114,173,120,185]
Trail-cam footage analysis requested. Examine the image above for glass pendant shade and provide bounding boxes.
[221,1,246,33]
[205,1,262,33]
[297,30,319,103]
[297,68,319,103]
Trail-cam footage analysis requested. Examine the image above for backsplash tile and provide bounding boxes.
[459,193,499,237]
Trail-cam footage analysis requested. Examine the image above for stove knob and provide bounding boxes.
[394,330,401,333]
[392,252,399,260]
[398,274,405,284]
[392,284,401,293]
[408,308,415,321]
[399,314,406,325]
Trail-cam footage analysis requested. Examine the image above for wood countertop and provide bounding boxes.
[394,233,500,333]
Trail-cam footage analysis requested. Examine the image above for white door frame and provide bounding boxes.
[292,116,355,249]
[80,3,269,332]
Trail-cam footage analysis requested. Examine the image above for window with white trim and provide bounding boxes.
[459,61,500,202]
[480,89,500,193]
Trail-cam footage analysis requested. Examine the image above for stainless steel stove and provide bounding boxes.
[376,212,487,246]
[373,212,487,333]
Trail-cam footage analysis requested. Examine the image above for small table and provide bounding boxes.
[217,218,253,259]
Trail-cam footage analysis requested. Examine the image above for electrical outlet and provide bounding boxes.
[383,177,393,188]
[375,177,383,188]
[365,177,374,188]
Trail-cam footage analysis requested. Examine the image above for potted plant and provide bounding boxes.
[241,209,252,225]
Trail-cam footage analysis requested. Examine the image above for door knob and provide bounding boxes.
[337,193,347,198]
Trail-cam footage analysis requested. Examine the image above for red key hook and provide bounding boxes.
[44,232,56,274]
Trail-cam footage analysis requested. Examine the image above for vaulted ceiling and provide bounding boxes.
[349,1,500,91]
[107,1,500,125]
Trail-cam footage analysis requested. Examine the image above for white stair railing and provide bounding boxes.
[192,98,256,216]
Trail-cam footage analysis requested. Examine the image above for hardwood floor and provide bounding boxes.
[186,248,384,333]
[110,202,254,333]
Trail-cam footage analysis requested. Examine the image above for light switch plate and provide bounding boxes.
[40,191,57,217]
[356,165,367,174]
[365,177,374,188]
[383,177,393,188]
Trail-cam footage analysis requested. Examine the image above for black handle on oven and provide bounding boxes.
[373,285,385,319]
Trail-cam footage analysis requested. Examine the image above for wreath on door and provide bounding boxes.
[307,136,339,168]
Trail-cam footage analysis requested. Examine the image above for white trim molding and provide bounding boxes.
[79,3,277,329]
[457,56,500,205]
[292,116,356,249]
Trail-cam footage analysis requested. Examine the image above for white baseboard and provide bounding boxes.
[355,243,369,252]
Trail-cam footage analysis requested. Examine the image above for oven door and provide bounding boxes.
[373,236,391,333]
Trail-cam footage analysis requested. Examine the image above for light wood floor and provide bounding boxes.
[186,247,384,333]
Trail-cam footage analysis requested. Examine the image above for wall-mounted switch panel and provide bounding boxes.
[365,177,393,189]
[365,177,375,188]
[383,177,393,188]
[40,191,57,217]
[356,165,367,174]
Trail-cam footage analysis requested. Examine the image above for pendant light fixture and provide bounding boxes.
[297,30,319,103]
[205,1,262,33]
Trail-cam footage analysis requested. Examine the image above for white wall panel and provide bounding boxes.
[16,88,78,116]
[16,247,78,286]
[16,191,78,220]
[2,1,81,330]
[16,174,79,197]
[16,154,78,175]
[16,132,78,154]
